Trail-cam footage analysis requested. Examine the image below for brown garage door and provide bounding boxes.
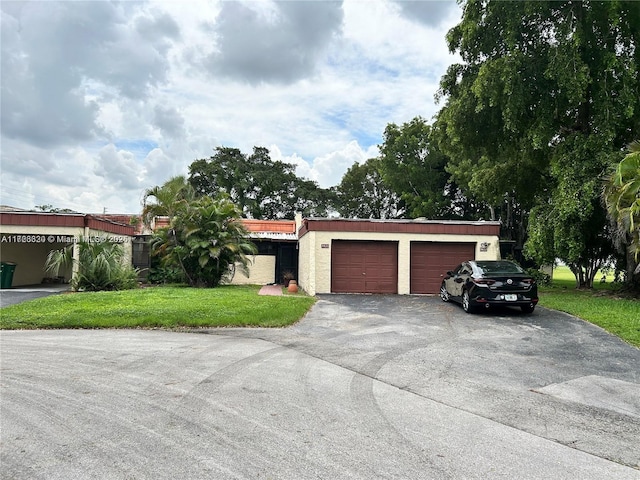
[410,242,475,294]
[331,240,398,294]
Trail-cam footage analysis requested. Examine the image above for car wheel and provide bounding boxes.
[462,290,475,314]
[521,304,535,314]
[440,283,450,302]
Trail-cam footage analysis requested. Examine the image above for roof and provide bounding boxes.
[137,216,298,240]
[299,217,501,237]
[0,211,136,236]
[242,219,297,240]
[242,219,296,234]
[92,214,145,235]
[0,205,34,213]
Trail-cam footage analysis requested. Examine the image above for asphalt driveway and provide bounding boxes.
[0,284,69,307]
[1,295,639,479]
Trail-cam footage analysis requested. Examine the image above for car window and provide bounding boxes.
[460,263,472,275]
[475,261,524,275]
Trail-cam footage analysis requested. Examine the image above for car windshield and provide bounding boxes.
[475,261,524,275]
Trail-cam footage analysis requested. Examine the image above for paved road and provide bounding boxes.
[1,295,639,479]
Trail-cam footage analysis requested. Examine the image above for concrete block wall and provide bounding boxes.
[231,255,276,285]
[299,231,500,296]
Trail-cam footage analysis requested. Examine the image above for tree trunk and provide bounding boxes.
[569,263,594,289]
[626,245,640,291]
[626,244,637,282]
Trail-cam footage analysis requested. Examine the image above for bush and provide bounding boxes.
[526,268,551,286]
[147,264,186,284]
[46,239,139,292]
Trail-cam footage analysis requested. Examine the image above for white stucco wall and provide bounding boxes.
[298,230,500,296]
[297,230,315,296]
[231,255,276,285]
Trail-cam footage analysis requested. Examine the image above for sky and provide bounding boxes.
[1,0,462,214]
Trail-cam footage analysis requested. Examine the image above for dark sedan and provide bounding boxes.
[440,260,539,314]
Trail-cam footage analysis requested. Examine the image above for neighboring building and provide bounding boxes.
[0,208,135,287]
[297,218,501,296]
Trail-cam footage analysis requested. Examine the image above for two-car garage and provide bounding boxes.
[298,219,501,296]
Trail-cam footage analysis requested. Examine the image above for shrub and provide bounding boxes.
[46,239,139,291]
[526,267,551,286]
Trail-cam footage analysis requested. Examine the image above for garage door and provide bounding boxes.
[410,242,475,294]
[331,241,398,294]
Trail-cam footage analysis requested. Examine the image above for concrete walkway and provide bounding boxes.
[258,284,283,296]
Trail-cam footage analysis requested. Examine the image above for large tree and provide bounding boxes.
[437,0,640,285]
[335,158,403,219]
[379,117,478,219]
[188,146,334,219]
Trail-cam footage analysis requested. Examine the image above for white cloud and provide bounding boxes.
[391,0,459,28]
[269,141,377,187]
[0,0,461,214]
[204,1,344,84]
[95,144,143,190]
[310,141,380,187]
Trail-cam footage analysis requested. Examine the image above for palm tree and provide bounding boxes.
[142,176,195,228]
[152,194,257,287]
[603,141,640,282]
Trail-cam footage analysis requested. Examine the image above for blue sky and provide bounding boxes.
[1,0,461,213]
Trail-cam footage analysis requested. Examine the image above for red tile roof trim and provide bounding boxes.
[242,219,296,234]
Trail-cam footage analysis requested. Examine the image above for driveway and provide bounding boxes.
[0,284,69,307]
[1,295,639,479]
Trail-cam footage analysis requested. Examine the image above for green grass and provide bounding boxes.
[539,266,640,347]
[0,285,316,330]
[2,271,638,348]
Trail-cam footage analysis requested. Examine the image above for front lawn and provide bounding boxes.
[2,274,638,348]
[0,285,316,330]
[539,266,640,347]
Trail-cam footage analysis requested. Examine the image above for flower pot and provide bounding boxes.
[287,280,298,293]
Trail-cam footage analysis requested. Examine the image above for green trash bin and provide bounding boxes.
[0,262,17,289]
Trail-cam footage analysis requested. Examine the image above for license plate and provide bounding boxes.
[504,294,517,301]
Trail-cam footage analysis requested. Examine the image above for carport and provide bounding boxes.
[297,218,501,295]
[0,209,135,287]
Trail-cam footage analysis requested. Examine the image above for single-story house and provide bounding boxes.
[297,218,501,296]
[1,206,501,294]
